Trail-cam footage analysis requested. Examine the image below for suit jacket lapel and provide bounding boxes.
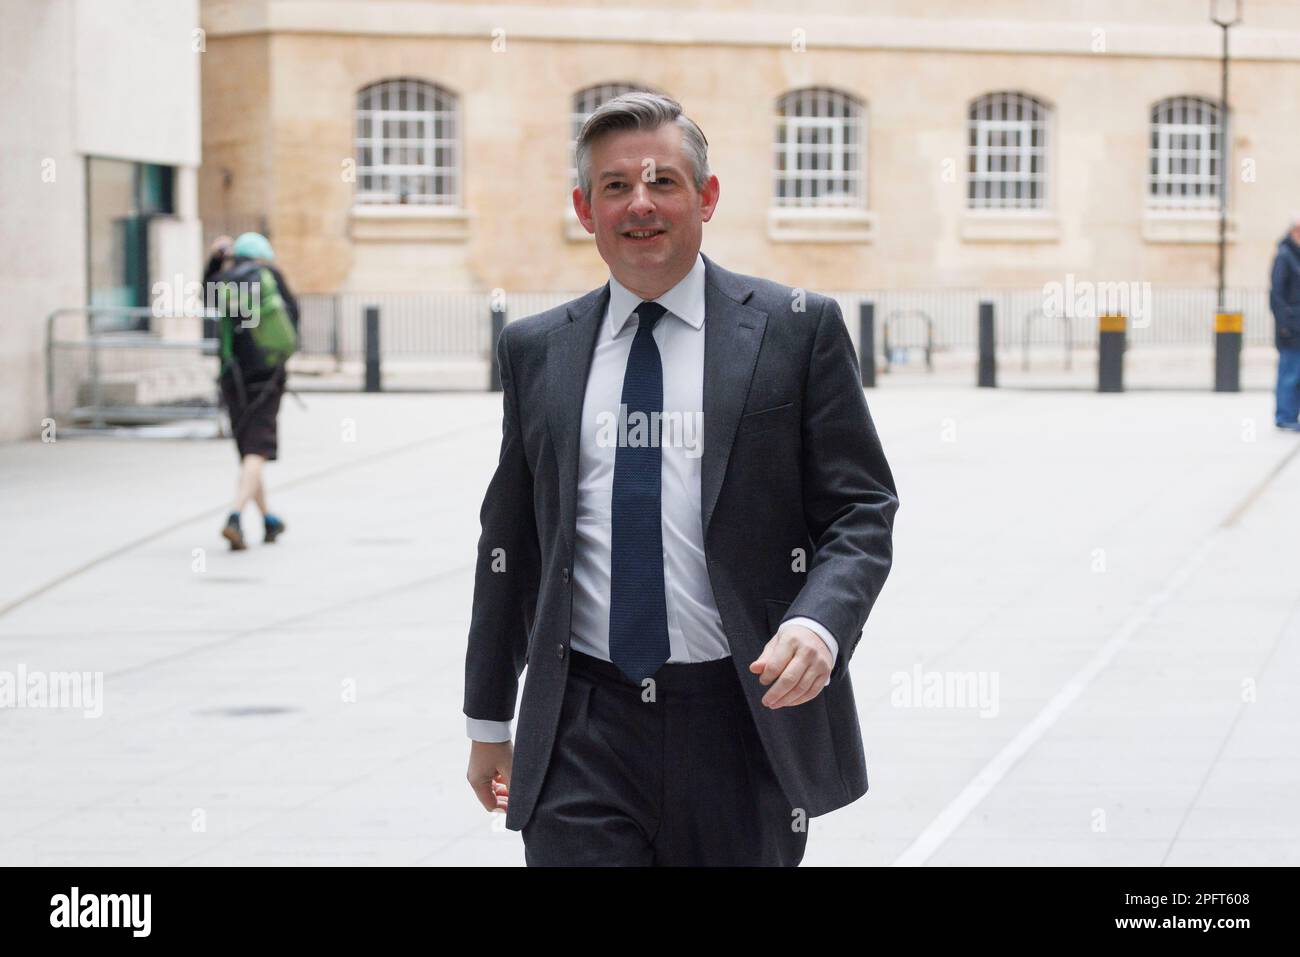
[546,282,608,554]
[543,253,766,553]
[700,253,766,539]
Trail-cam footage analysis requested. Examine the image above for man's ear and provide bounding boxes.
[572,186,595,234]
[699,175,720,223]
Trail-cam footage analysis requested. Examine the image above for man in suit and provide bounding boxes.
[464,91,898,866]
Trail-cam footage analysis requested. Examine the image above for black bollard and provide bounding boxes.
[1097,314,1125,392]
[1214,312,1242,393]
[364,305,381,393]
[859,301,875,388]
[489,304,506,392]
[978,301,996,388]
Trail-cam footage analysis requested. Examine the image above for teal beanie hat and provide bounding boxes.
[232,232,274,261]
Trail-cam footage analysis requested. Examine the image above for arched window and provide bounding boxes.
[967,92,1050,210]
[1148,96,1223,210]
[569,82,654,191]
[354,79,458,205]
[773,87,865,208]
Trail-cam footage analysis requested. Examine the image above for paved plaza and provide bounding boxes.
[1,375,1298,865]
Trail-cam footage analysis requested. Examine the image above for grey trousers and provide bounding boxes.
[521,649,808,866]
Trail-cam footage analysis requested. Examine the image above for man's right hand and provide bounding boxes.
[467,740,513,814]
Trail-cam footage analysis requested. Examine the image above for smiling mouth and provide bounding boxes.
[622,229,666,241]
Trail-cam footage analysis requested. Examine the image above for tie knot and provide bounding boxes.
[631,301,667,331]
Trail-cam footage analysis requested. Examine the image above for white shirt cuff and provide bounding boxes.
[467,717,513,742]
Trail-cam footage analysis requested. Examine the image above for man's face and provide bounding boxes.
[572,123,719,298]
[1290,224,1300,244]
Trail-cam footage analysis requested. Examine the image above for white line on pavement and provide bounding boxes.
[890,534,1218,867]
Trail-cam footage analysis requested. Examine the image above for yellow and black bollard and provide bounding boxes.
[1214,312,1242,393]
[1097,314,1125,392]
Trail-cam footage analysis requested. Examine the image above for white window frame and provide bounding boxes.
[1148,96,1222,212]
[355,78,458,207]
[773,87,866,210]
[967,92,1050,211]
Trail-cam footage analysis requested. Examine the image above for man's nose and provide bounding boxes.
[628,180,655,215]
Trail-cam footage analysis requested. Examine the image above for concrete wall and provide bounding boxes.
[0,1,83,442]
[0,0,203,442]
[74,0,202,168]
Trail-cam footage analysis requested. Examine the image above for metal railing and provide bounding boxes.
[46,306,224,428]
[295,291,583,364]
[1021,308,1076,371]
[293,286,1274,369]
[881,309,935,371]
[47,289,1271,413]
[822,287,1270,357]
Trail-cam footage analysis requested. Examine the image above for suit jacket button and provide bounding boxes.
[561,566,570,583]
[555,642,565,658]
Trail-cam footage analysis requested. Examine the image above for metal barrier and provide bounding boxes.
[292,288,1271,361]
[824,287,1269,366]
[295,291,582,362]
[46,306,223,429]
[277,286,1275,390]
[881,310,935,372]
[1021,308,1076,371]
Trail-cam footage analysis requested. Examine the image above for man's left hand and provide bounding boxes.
[749,624,833,708]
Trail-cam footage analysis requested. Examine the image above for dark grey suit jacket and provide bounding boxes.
[464,252,899,831]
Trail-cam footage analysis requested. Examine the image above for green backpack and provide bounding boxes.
[217,261,297,377]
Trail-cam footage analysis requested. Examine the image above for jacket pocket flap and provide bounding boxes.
[738,401,794,434]
[764,597,793,636]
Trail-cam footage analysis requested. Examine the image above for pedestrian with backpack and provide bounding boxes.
[213,231,299,549]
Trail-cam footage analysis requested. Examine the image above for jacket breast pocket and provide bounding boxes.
[737,401,794,436]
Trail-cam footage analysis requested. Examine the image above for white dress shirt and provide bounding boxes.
[467,252,836,742]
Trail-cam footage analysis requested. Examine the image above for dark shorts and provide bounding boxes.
[219,366,285,461]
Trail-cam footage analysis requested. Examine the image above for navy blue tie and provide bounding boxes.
[608,300,671,684]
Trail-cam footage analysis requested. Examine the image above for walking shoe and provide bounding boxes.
[222,513,247,550]
[263,514,287,543]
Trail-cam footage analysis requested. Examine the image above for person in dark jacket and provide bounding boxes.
[215,232,298,549]
[1270,217,1300,431]
[205,234,299,334]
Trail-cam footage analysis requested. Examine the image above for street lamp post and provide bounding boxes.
[1211,0,1243,312]
[1211,0,1244,392]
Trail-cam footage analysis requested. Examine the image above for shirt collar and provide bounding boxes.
[607,251,706,337]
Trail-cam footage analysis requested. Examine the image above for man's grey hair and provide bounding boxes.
[574,91,711,202]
